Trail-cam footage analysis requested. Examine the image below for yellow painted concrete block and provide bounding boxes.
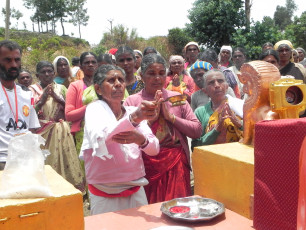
[0,165,84,230]
[192,142,254,219]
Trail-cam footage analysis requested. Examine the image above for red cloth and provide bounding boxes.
[297,137,306,229]
[254,118,306,230]
[143,146,191,204]
[108,48,118,55]
[88,184,140,198]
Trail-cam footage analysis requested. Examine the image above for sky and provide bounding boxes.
[1,0,305,45]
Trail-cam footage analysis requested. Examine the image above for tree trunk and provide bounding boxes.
[60,17,65,35]
[78,23,81,39]
[38,19,40,33]
[245,0,252,31]
[5,0,10,39]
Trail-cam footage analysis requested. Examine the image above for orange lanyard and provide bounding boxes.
[2,84,18,127]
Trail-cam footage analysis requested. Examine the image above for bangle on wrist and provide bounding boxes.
[139,138,149,149]
[129,114,139,127]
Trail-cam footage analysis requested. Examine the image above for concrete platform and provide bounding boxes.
[192,142,254,219]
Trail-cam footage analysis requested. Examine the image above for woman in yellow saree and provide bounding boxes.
[191,69,244,149]
[29,61,86,193]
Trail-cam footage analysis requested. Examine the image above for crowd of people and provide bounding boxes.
[0,38,306,215]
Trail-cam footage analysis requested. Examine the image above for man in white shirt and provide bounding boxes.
[0,40,40,170]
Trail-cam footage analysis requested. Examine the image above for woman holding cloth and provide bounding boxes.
[80,64,160,215]
[124,53,202,203]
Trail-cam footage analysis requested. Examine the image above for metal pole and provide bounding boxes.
[5,0,10,39]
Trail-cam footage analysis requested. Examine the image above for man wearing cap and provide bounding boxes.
[274,40,306,82]
[296,47,306,68]
[184,41,200,72]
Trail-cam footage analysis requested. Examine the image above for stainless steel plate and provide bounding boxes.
[150,227,194,230]
[160,197,225,223]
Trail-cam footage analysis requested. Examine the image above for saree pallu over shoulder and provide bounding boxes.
[32,82,86,193]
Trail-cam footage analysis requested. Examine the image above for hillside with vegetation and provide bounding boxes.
[0,27,90,77]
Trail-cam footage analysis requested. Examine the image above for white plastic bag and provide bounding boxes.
[0,132,52,198]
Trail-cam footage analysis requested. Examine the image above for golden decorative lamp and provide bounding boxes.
[269,77,306,119]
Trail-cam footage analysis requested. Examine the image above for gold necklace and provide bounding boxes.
[116,108,124,120]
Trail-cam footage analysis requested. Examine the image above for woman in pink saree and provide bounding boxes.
[124,54,202,203]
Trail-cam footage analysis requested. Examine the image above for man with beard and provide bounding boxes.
[0,40,40,170]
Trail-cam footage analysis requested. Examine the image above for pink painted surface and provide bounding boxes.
[84,201,254,230]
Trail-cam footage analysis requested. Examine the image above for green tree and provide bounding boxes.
[186,0,245,49]
[167,28,193,56]
[100,24,143,50]
[232,17,283,60]
[274,0,297,31]
[146,36,172,60]
[68,0,89,39]
[23,0,71,34]
[2,8,23,29]
[24,0,57,32]
[285,11,306,48]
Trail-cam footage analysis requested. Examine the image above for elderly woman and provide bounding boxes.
[164,55,195,102]
[229,47,247,97]
[80,64,160,215]
[297,47,306,67]
[124,53,202,203]
[29,61,86,193]
[191,69,244,150]
[190,60,236,111]
[134,49,143,73]
[116,46,144,95]
[53,56,74,88]
[184,41,200,71]
[274,40,306,82]
[218,45,233,68]
[65,52,98,154]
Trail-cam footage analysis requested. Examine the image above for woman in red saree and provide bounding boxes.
[124,54,202,203]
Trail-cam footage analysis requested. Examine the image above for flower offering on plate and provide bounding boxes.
[160,197,225,222]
